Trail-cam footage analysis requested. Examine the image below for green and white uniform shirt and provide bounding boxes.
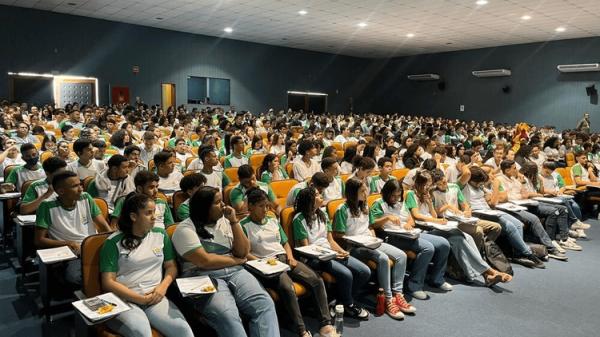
[223,154,248,168]
[113,198,174,229]
[323,176,344,202]
[571,163,590,182]
[369,198,408,231]
[369,175,396,194]
[285,181,309,207]
[6,164,45,192]
[99,228,175,295]
[229,182,276,207]
[35,192,100,244]
[177,199,190,221]
[292,212,332,249]
[332,203,371,236]
[403,190,432,217]
[541,172,565,193]
[260,168,289,184]
[432,183,466,216]
[67,160,105,180]
[201,170,230,192]
[240,215,287,258]
[21,178,54,204]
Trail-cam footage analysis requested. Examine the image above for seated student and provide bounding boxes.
[176,173,206,221]
[292,187,371,320]
[332,178,414,320]
[171,186,280,337]
[286,172,331,207]
[100,193,194,337]
[5,143,46,192]
[321,157,344,202]
[402,158,437,191]
[571,150,600,211]
[112,171,175,229]
[430,169,501,251]
[258,153,289,184]
[230,165,278,215]
[340,146,356,175]
[153,151,184,196]
[60,125,76,143]
[20,157,67,214]
[196,145,229,191]
[174,138,193,165]
[279,139,297,167]
[89,154,136,210]
[0,138,25,177]
[369,157,396,194]
[124,145,147,178]
[368,178,450,300]
[246,135,267,156]
[13,122,39,146]
[483,145,506,176]
[67,138,105,180]
[333,126,352,144]
[92,139,109,162]
[445,154,472,186]
[347,155,375,187]
[462,166,545,268]
[241,188,335,337]
[223,135,249,168]
[34,171,111,284]
[496,160,568,261]
[140,131,162,167]
[292,140,320,182]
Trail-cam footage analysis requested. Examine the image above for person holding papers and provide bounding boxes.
[20,157,67,214]
[241,188,334,337]
[171,186,279,337]
[34,171,111,284]
[332,178,413,320]
[100,193,194,337]
[368,179,450,300]
[292,187,371,321]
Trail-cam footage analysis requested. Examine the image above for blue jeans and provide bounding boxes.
[307,255,371,306]
[388,233,450,293]
[429,229,489,281]
[561,197,583,224]
[349,243,408,298]
[185,266,279,337]
[479,212,532,256]
[536,203,569,241]
[106,297,194,337]
[509,209,554,249]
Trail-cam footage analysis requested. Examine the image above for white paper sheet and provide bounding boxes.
[72,292,130,322]
[176,276,217,297]
[36,246,77,264]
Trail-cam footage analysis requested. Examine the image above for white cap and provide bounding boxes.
[335,304,344,314]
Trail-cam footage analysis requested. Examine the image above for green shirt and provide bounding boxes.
[292,212,332,248]
[332,202,371,236]
[369,174,396,194]
[240,215,287,258]
[5,164,45,192]
[21,178,51,204]
[113,197,174,229]
[229,181,276,207]
[177,199,190,221]
[260,168,289,184]
[223,154,248,168]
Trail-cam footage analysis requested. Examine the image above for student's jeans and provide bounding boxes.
[458,220,502,251]
[185,266,280,337]
[349,243,408,298]
[536,202,570,241]
[306,255,371,306]
[388,233,450,293]
[560,197,583,224]
[429,229,490,281]
[262,254,331,334]
[476,211,532,257]
[507,210,554,249]
[106,297,194,337]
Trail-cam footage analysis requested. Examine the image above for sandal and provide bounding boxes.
[484,273,502,287]
[498,272,513,283]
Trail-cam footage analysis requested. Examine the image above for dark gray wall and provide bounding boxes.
[357,38,600,131]
[0,5,371,113]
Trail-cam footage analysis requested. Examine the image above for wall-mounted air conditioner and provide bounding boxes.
[472,69,511,77]
[557,63,600,73]
[407,74,440,81]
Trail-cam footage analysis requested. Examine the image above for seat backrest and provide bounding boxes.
[271,179,299,199]
[249,154,266,171]
[3,164,18,179]
[41,151,54,163]
[172,190,188,217]
[224,167,239,184]
[166,224,177,238]
[280,207,295,247]
[557,167,574,186]
[331,142,343,151]
[81,233,111,297]
[336,150,344,159]
[326,198,346,221]
[367,193,381,207]
[391,168,410,181]
[340,174,351,183]
[343,141,357,150]
[83,176,95,194]
[223,185,235,206]
[285,162,294,179]
[94,198,110,223]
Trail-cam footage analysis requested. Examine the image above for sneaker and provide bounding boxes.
[411,290,429,300]
[551,240,567,254]
[576,229,587,239]
[571,221,591,230]
[385,299,405,320]
[394,293,416,314]
[569,230,580,238]
[566,237,577,243]
[511,256,536,268]
[438,282,453,291]
[344,304,369,321]
[526,254,546,269]
[548,251,568,261]
[560,240,582,251]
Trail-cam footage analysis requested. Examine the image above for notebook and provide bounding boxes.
[37,246,77,264]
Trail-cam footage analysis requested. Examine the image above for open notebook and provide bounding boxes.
[37,246,77,264]
[415,220,459,232]
[342,235,383,249]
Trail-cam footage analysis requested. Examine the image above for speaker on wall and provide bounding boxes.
[586,84,597,97]
[502,85,511,94]
[437,81,446,91]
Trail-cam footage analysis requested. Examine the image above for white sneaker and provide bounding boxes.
[576,229,587,239]
[560,240,582,251]
[569,230,580,239]
[552,240,567,254]
[566,237,577,243]
[571,221,591,230]
[411,290,429,300]
[438,282,453,291]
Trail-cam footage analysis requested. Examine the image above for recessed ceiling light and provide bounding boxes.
[155,17,163,20]
[224,27,233,33]
[476,0,488,5]
[406,33,415,38]
[521,15,531,20]
[298,10,307,15]
[555,26,566,32]
[357,22,367,28]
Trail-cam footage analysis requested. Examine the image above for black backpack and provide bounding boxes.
[483,239,513,276]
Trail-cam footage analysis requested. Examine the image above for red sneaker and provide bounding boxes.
[386,299,405,320]
[394,293,416,314]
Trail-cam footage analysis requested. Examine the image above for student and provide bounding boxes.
[171,186,280,337]
[89,154,136,210]
[5,143,45,192]
[0,138,24,177]
[401,144,423,170]
[286,172,331,207]
[174,138,193,165]
[246,135,267,155]
[223,135,249,168]
[100,193,194,337]
[241,188,335,337]
[369,157,396,194]
[34,171,111,284]
[292,187,370,320]
[92,139,109,162]
[112,171,175,229]
[20,157,67,214]
[258,153,289,184]
[369,178,450,300]
[292,140,320,182]
[321,157,345,202]
[229,165,277,215]
[340,146,356,174]
[571,150,600,187]
[150,151,182,196]
[333,178,414,319]
[198,145,230,191]
[67,138,105,180]
[124,145,147,178]
[13,122,38,145]
[140,131,162,166]
[280,139,297,167]
[334,126,352,144]
[176,173,206,221]
[402,159,437,191]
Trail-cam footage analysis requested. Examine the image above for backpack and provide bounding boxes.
[483,239,513,276]
[527,243,548,259]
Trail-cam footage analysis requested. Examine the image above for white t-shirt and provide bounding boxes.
[158,170,184,195]
[240,215,286,258]
[292,157,320,182]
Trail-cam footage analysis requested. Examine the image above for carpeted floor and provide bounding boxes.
[1,218,598,337]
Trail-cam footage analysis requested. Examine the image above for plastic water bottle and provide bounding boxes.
[334,304,344,336]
